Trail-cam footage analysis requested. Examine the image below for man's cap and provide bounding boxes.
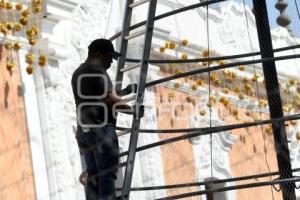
[88,39,121,59]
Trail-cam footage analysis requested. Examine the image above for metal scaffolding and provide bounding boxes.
[110,0,300,199]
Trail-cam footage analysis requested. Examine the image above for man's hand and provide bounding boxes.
[125,83,138,94]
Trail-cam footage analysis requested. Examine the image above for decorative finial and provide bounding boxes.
[275,0,294,36]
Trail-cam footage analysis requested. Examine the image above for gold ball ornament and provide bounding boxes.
[13,23,23,32]
[200,110,206,116]
[0,26,7,35]
[4,42,13,49]
[25,53,35,64]
[239,65,245,71]
[0,1,4,9]
[214,79,221,86]
[186,96,192,103]
[174,82,181,89]
[20,17,29,26]
[33,5,41,13]
[6,22,13,30]
[6,63,15,71]
[265,127,272,135]
[29,38,37,45]
[238,93,245,100]
[5,2,13,9]
[191,84,197,90]
[234,87,241,94]
[15,3,23,11]
[232,110,239,116]
[169,42,176,49]
[202,50,210,57]
[289,79,296,86]
[159,47,165,53]
[223,88,229,94]
[209,94,217,103]
[181,53,188,60]
[181,39,188,46]
[175,69,183,74]
[39,55,48,67]
[26,65,34,74]
[22,9,30,17]
[196,79,204,86]
[13,42,21,51]
[207,101,213,108]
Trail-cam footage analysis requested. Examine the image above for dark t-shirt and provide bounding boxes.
[71,63,116,127]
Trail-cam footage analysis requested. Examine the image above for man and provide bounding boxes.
[71,39,144,200]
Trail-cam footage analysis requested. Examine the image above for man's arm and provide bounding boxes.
[115,84,138,97]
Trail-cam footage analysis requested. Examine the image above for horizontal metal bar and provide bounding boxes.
[116,167,300,191]
[129,0,149,8]
[116,126,211,133]
[124,30,146,40]
[145,54,300,88]
[124,44,300,64]
[120,63,141,72]
[109,0,227,41]
[118,113,300,157]
[155,177,300,200]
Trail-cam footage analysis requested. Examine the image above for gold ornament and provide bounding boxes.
[159,47,165,53]
[202,50,210,57]
[242,77,249,83]
[22,9,30,17]
[252,73,259,82]
[186,96,192,103]
[196,79,204,86]
[13,42,21,51]
[207,102,213,108]
[15,3,23,11]
[210,73,218,81]
[26,65,34,74]
[29,38,37,45]
[13,23,23,32]
[238,93,245,100]
[239,65,245,71]
[209,94,217,103]
[218,60,225,65]
[4,42,13,49]
[191,84,197,90]
[288,79,296,86]
[6,63,15,71]
[175,69,183,74]
[5,2,13,9]
[174,82,181,89]
[0,1,4,9]
[181,53,188,60]
[6,22,13,30]
[232,110,239,116]
[223,88,229,94]
[38,55,48,67]
[181,39,188,46]
[214,79,221,86]
[0,26,7,34]
[33,5,42,13]
[25,53,35,64]
[234,87,241,94]
[200,110,206,116]
[169,42,176,49]
[26,27,39,37]
[266,127,272,135]
[20,17,29,26]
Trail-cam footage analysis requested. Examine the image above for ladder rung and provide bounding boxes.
[124,29,146,40]
[120,63,141,72]
[117,129,131,137]
[122,94,137,102]
[129,0,150,8]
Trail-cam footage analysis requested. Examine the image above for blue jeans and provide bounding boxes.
[76,125,119,200]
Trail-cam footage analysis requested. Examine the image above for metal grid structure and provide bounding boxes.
[109,0,300,199]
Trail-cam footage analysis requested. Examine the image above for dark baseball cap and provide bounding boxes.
[88,39,122,59]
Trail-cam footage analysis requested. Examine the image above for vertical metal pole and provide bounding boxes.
[115,0,134,91]
[121,0,158,199]
[252,0,296,199]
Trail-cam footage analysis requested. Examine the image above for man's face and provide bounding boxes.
[97,53,113,70]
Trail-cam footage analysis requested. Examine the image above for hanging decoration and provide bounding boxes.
[0,0,48,74]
